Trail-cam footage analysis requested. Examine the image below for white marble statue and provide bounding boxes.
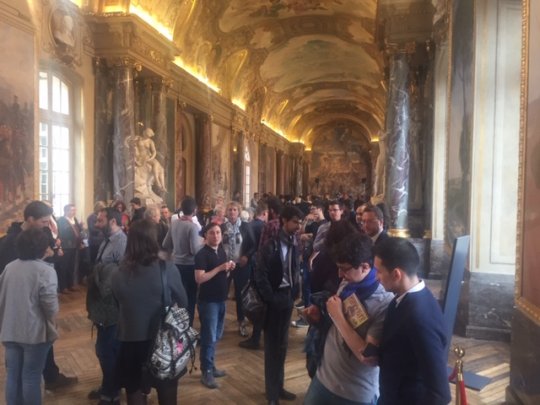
[128,128,166,203]
[53,14,75,48]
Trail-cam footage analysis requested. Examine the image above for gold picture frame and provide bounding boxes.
[516,0,540,324]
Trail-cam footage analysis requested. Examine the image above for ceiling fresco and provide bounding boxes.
[120,0,432,151]
[161,0,384,149]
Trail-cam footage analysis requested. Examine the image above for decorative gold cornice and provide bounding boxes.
[388,228,411,238]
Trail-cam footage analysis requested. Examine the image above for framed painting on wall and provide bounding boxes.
[517,0,540,323]
[0,18,34,234]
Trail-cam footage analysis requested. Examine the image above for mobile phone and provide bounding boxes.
[362,343,379,357]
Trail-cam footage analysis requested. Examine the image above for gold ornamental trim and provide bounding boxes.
[388,228,410,238]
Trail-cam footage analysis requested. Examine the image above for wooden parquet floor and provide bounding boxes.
[0,287,511,404]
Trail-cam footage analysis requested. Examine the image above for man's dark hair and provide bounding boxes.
[327,200,344,210]
[331,232,373,268]
[255,201,268,217]
[181,196,197,215]
[16,228,50,260]
[374,237,420,277]
[130,197,142,206]
[102,207,123,227]
[23,201,53,221]
[280,205,304,222]
[266,196,283,216]
[362,204,384,221]
[311,199,325,210]
[202,222,221,237]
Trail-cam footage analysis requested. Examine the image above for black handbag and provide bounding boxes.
[241,280,266,324]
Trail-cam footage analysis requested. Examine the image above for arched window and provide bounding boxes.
[38,71,74,216]
[244,143,251,208]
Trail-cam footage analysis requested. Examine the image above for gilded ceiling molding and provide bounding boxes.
[0,0,32,24]
[89,15,177,78]
[232,110,249,135]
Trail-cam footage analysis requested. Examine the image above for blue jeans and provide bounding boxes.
[176,264,197,327]
[95,324,120,401]
[197,300,225,372]
[4,341,52,405]
[304,375,377,405]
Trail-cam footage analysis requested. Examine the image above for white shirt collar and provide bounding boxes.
[395,279,425,307]
[371,229,383,243]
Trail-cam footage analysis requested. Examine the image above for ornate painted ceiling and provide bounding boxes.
[126,0,387,150]
[95,0,434,151]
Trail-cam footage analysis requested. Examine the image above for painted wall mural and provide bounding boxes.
[446,0,474,242]
[0,20,34,232]
[309,127,368,196]
[211,123,231,200]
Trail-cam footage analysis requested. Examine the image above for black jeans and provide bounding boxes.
[176,264,197,327]
[231,264,250,322]
[263,291,293,401]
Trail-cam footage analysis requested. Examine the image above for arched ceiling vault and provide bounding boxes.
[164,0,386,148]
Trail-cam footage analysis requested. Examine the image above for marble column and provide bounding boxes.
[384,51,411,237]
[423,52,435,238]
[112,58,137,202]
[151,79,168,194]
[93,57,114,201]
[276,150,284,195]
[303,150,312,197]
[195,114,212,210]
[174,102,186,206]
[290,142,305,197]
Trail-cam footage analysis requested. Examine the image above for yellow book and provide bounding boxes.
[342,293,369,329]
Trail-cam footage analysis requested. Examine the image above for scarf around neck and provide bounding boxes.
[339,267,380,302]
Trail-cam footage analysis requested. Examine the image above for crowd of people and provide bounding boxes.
[0,192,452,405]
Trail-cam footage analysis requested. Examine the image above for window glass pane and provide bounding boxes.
[60,80,69,115]
[40,122,48,145]
[52,125,69,148]
[39,72,48,110]
[52,75,61,113]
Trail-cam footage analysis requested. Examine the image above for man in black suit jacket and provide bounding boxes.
[374,237,451,405]
[361,205,389,248]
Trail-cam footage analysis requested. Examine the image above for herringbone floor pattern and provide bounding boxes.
[0,287,510,404]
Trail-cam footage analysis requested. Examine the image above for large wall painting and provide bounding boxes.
[518,0,540,320]
[211,123,231,201]
[309,127,369,197]
[0,20,34,233]
[445,0,474,242]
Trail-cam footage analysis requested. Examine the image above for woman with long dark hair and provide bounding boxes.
[112,219,187,405]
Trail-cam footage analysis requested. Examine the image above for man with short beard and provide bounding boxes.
[86,207,127,405]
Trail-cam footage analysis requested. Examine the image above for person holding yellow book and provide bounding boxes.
[304,233,393,405]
